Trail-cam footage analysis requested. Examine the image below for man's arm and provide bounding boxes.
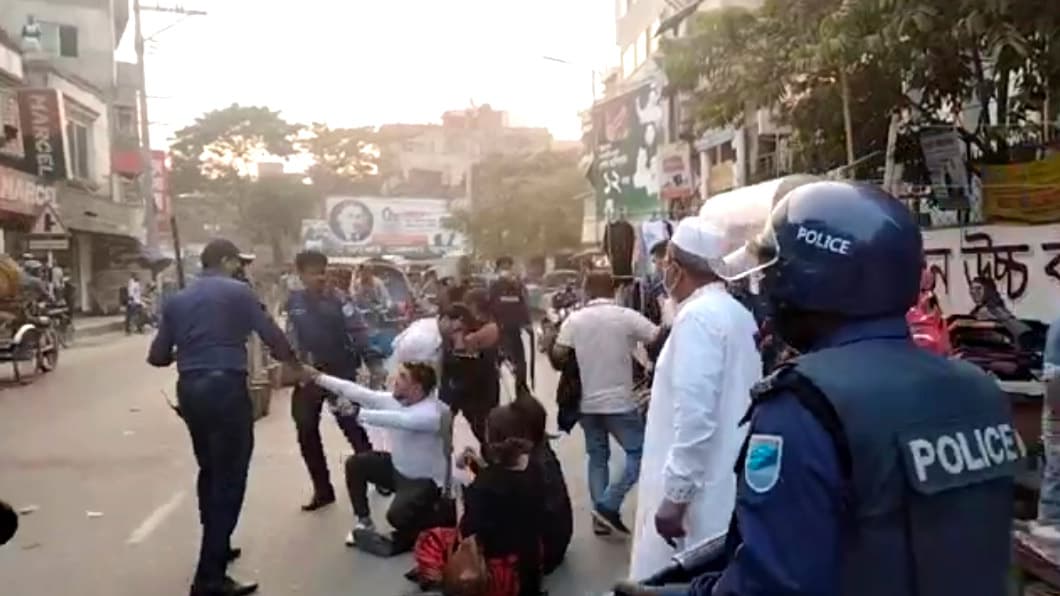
[358,405,440,432]
[242,285,295,362]
[705,393,843,596]
[625,308,661,345]
[314,373,401,410]
[661,314,724,504]
[146,301,176,367]
[550,315,575,363]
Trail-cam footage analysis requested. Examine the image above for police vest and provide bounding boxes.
[742,339,1017,596]
[287,290,357,373]
[490,278,527,327]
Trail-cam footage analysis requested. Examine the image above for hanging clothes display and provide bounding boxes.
[603,219,636,278]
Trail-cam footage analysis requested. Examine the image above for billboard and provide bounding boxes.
[590,79,663,217]
[17,88,69,181]
[305,197,465,256]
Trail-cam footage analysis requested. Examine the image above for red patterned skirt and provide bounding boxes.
[414,527,520,596]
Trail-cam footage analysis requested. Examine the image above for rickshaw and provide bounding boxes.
[0,292,61,383]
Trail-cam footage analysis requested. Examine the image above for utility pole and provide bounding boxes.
[134,0,206,254]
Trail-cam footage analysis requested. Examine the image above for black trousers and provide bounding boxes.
[177,370,254,585]
[344,451,442,550]
[292,383,372,496]
[500,326,527,387]
[450,391,498,444]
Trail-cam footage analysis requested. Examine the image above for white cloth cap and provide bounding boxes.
[391,317,443,366]
[670,216,726,262]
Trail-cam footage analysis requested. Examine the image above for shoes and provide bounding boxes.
[226,547,242,563]
[301,492,336,512]
[592,517,613,537]
[189,575,259,596]
[592,506,631,536]
[376,485,394,497]
[352,528,398,558]
[346,517,375,547]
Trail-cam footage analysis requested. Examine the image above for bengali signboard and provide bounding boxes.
[981,153,1060,224]
[590,80,663,217]
[922,222,1060,324]
[306,197,465,256]
[17,88,69,181]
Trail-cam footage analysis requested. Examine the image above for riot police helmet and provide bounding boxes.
[752,181,923,318]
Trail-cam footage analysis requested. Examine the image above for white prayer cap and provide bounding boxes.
[670,216,727,262]
[391,317,442,367]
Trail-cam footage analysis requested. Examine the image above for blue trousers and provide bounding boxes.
[580,410,645,513]
[177,370,254,585]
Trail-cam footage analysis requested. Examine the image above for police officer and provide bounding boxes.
[286,250,374,511]
[616,181,1019,596]
[489,256,531,386]
[148,238,295,596]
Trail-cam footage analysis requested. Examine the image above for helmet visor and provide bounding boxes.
[697,178,784,281]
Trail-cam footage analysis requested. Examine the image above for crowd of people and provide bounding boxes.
[145,178,1053,596]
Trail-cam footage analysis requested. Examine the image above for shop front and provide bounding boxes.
[0,162,55,254]
[56,186,144,314]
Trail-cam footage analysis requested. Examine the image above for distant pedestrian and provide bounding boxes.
[489,257,531,387]
[125,273,144,334]
[148,238,296,596]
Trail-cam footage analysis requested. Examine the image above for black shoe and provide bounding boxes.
[592,517,613,537]
[592,506,631,536]
[226,547,242,563]
[189,575,259,596]
[301,492,335,512]
[352,528,398,558]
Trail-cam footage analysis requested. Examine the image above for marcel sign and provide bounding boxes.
[0,164,56,215]
[923,223,1060,324]
[17,88,70,181]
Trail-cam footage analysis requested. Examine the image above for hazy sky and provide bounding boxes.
[120,0,617,149]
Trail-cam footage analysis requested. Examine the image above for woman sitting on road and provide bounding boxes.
[414,404,546,596]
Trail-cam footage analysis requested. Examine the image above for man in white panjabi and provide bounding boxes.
[629,216,762,580]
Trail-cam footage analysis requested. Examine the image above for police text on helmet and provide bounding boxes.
[907,423,1025,483]
[795,226,852,256]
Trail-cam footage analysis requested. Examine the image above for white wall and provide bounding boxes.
[923,223,1060,324]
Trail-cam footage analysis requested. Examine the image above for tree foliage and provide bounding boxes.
[243,176,320,264]
[302,123,383,195]
[449,151,588,259]
[662,0,1060,172]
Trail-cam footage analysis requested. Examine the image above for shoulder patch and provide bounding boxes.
[744,433,783,494]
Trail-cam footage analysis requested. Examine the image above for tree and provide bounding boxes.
[302,123,382,195]
[169,104,301,195]
[448,151,588,259]
[243,176,320,264]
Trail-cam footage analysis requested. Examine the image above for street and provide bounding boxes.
[0,334,631,596]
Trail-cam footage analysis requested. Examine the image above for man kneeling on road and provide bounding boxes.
[299,361,447,556]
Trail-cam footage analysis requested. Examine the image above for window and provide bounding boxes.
[0,87,22,160]
[39,22,79,58]
[622,44,636,78]
[66,120,90,179]
[114,106,136,136]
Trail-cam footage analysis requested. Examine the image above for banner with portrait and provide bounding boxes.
[313,197,465,256]
[589,79,663,218]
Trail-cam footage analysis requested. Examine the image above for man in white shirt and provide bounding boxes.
[125,273,144,334]
[301,361,447,557]
[629,217,762,579]
[552,270,659,537]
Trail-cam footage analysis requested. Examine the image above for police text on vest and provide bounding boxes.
[796,226,852,255]
[907,423,1025,483]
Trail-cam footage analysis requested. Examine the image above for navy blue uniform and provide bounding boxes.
[489,276,530,386]
[148,271,294,587]
[686,316,1016,596]
[286,288,373,497]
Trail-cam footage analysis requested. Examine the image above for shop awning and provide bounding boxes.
[56,185,143,239]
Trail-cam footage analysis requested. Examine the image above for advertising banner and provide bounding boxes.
[981,153,1060,224]
[919,129,968,210]
[151,150,171,235]
[590,79,663,217]
[0,163,55,215]
[308,197,465,256]
[17,88,69,181]
[659,143,693,201]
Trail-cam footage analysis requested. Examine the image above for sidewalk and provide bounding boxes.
[73,315,126,339]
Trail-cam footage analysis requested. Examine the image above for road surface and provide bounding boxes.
[0,334,634,595]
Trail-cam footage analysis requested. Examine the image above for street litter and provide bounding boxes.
[86,511,104,518]
[17,505,38,515]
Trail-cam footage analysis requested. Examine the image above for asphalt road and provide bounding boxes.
[0,334,633,596]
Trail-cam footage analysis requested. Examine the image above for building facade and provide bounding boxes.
[380,105,553,199]
[0,1,148,314]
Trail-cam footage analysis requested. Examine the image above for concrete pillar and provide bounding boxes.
[76,233,92,313]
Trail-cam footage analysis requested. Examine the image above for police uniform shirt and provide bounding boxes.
[489,276,530,328]
[286,288,368,373]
